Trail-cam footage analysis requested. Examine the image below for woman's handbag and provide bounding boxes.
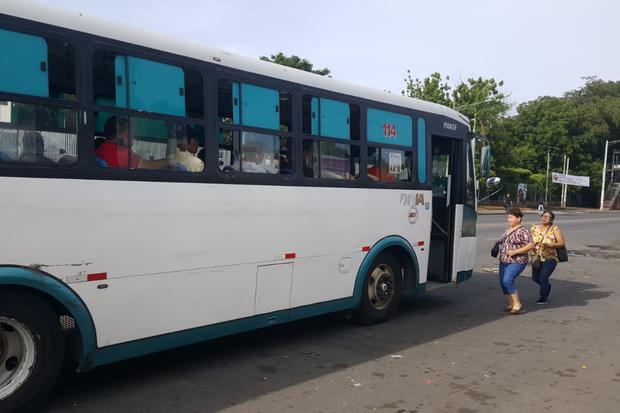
[556,246,568,262]
[491,241,500,258]
[531,253,541,269]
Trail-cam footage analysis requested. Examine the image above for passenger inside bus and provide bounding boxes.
[171,134,204,172]
[95,116,143,168]
[302,144,315,177]
[278,154,291,175]
[20,131,56,166]
[187,136,205,163]
[239,143,267,173]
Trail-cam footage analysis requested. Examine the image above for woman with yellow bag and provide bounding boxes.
[530,211,566,304]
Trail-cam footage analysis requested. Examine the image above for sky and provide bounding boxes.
[34,0,620,109]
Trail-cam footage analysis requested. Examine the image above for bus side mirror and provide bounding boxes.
[486,177,501,188]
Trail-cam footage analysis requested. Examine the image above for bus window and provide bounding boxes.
[0,28,76,166]
[92,50,203,118]
[303,139,359,180]
[0,29,75,100]
[93,111,204,172]
[367,108,412,147]
[302,95,359,140]
[218,129,291,175]
[367,147,413,183]
[365,108,414,184]
[0,102,77,166]
[217,80,291,132]
[301,96,359,180]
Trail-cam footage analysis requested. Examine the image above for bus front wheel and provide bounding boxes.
[356,253,402,324]
[0,291,64,413]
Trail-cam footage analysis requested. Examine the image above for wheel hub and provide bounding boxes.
[0,318,36,401]
[368,264,395,311]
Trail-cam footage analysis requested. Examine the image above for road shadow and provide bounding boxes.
[42,272,611,412]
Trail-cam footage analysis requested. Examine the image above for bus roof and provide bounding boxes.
[2,0,470,127]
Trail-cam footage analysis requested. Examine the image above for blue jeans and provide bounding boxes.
[499,262,527,294]
[531,259,557,300]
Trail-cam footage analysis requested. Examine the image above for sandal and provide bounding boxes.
[509,306,525,315]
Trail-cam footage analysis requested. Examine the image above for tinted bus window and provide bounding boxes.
[93,50,203,118]
[367,108,412,147]
[217,79,292,131]
[0,28,75,100]
[302,95,359,140]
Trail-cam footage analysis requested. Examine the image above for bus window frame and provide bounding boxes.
[214,73,296,181]
[0,21,80,171]
[86,41,209,177]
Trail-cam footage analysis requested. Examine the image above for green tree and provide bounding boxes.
[401,71,452,106]
[452,77,510,137]
[494,78,620,206]
[260,52,331,76]
[402,71,510,137]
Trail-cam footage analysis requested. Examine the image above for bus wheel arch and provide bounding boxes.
[0,268,97,373]
[354,237,419,324]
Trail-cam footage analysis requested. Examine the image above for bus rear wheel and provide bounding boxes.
[356,253,402,324]
[0,291,64,413]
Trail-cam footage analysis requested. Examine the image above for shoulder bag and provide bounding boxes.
[491,241,500,257]
[553,225,568,262]
[557,245,568,262]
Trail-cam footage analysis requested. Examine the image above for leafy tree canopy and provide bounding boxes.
[260,52,331,76]
[489,77,620,205]
[402,71,510,137]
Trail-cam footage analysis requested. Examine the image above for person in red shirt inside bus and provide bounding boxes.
[95,116,143,168]
[368,165,397,182]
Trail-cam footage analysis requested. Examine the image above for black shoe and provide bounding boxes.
[536,298,547,305]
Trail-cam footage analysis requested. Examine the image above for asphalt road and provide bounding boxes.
[41,211,620,413]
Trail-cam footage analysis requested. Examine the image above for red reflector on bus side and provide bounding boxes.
[285,253,296,259]
[362,246,370,252]
[87,272,107,281]
[417,241,425,246]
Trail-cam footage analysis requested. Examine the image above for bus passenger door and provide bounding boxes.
[254,263,293,327]
[428,136,460,283]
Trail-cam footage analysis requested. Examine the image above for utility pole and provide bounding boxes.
[600,140,609,211]
[561,155,566,208]
[545,151,550,206]
[562,156,570,208]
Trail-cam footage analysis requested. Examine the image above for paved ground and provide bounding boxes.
[41,212,620,413]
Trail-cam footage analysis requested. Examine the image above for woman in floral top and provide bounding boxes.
[497,208,534,314]
[530,210,565,304]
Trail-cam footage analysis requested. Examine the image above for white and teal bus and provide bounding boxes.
[0,1,478,410]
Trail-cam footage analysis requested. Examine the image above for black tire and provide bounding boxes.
[0,290,64,413]
[356,253,403,324]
